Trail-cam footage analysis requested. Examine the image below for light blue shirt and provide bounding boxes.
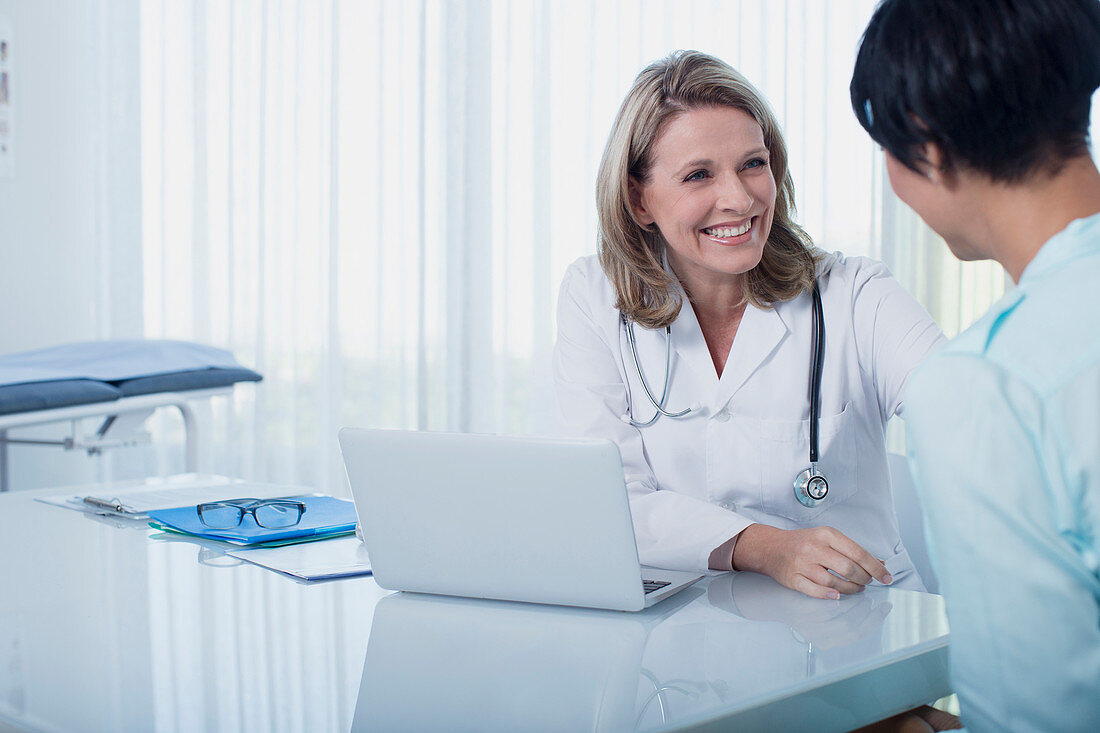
[904,213,1100,732]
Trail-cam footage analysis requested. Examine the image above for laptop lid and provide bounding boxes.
[338,429,650,611]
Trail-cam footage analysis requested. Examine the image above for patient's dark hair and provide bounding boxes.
[850,0,1100,182]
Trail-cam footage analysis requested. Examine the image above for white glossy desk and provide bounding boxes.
[0,482,950,732]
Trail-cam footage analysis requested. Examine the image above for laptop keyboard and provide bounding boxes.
[642,580,671,594]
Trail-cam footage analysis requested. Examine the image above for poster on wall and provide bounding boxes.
[0,15,13,179]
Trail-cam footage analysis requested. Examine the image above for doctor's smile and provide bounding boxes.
[701,218,755,244]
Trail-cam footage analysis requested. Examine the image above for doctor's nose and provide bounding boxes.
[716,174,754,213]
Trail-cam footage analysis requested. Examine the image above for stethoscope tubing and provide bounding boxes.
[622,317,693,426]
[809,281,824,464]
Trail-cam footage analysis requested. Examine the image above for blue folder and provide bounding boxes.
[148,495,358,545]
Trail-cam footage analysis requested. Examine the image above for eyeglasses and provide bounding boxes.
[196,498,307,529]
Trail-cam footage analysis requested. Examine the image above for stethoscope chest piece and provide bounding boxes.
[794,467,829,508]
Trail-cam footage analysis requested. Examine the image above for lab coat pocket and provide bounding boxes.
[757,402,860,523]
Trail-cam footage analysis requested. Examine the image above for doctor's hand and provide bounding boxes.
[730,524,892,600]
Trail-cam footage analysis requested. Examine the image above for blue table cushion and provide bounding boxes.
[0,340,251,386]
[115,367,263,397]
[0,341,263,418]
[0,379,123,416]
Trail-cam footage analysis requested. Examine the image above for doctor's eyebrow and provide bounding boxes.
[676,158,716,172]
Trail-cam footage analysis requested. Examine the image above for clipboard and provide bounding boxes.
[36,476,290,519]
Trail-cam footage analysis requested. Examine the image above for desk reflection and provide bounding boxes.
[351,576,907,733]
[353,589,702,732]
[709,571,894,651]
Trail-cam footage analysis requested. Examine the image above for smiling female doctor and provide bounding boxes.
[553,51,945,599]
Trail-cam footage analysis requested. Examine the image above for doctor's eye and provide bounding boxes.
[684,169,709,182]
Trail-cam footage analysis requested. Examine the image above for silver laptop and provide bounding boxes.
[338,428,703,611]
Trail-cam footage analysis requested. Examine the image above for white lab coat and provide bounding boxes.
[552,252,945,588]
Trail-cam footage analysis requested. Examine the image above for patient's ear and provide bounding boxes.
[920,142,955,187]
[628,176,655,227]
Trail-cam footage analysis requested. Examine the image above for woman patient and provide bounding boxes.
[851,0,1100,730]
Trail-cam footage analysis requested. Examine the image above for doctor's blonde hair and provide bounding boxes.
[597,50,818,329]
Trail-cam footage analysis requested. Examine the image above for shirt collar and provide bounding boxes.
[1018,211,1100,285]
[961,212,1100,353]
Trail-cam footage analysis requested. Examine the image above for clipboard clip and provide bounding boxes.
[83,496,134,514]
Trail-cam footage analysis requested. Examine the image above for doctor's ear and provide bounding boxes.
[628,176,656,228]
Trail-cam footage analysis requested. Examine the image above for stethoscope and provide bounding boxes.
[619,280,830,508]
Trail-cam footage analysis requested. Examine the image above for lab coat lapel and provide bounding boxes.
[713,303,789,410]
[670,295,719,387]
[662,258,718,388]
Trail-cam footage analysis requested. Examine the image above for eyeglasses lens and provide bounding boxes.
[198,503,244,529]
[253,502,303,528]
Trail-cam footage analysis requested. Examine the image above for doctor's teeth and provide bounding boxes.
[705,222,751,238]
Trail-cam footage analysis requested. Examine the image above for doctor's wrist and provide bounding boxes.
[730,523,777,574]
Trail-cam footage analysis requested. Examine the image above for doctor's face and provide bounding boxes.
[630,106,776,290]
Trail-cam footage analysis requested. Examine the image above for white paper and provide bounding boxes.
[227,536,372,581]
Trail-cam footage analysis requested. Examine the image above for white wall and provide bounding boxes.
[0,0,142,489]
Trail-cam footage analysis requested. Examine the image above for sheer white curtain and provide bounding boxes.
[141,0,1008,494]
